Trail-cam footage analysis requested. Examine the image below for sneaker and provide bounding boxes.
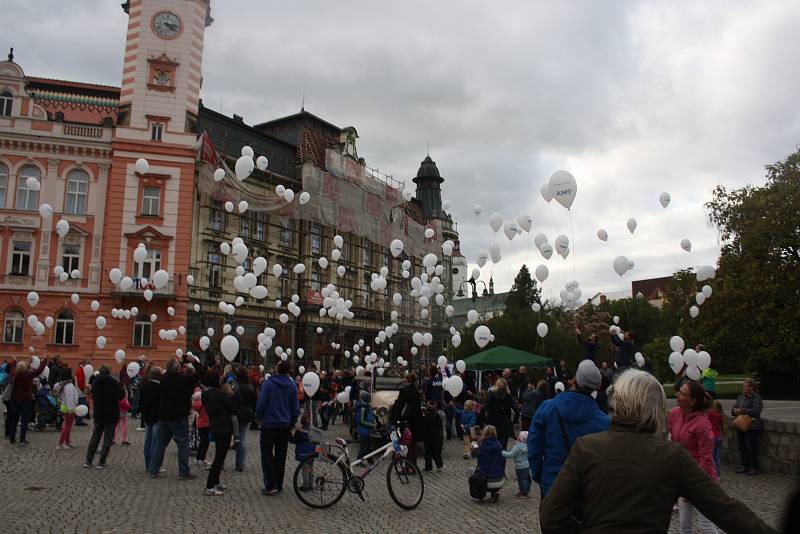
[149,472,159,479]
[159,468,167,473]
[64,444,74,449]
[122,441,131,446]
[83,463,91,469]
[204,487,224,496]
[264,488,278,496]
[56,445,65,450]
[178,473,197,480]
[96,464,106,469]
[136,427,146,432]
[215,484,228,490]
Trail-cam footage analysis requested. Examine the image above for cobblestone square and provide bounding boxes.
[0,420,791,533]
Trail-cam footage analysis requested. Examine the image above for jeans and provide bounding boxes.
[736,430,759,470]
[85,421,116,465]
[144,422,159,471]
[713,437,722,477]
[235,423,248,470]
[679,497,718,534]
[8,400,33,442]
[260,426,290,491]
[206,431,231,489]
[516,467,532,496]
[59,413,75,446]
[150,418,191,476]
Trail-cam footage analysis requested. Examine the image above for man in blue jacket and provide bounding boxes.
[256,361,300,495]
[527,360,610,498]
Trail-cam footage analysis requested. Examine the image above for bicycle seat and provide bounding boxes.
[336,437,349,447]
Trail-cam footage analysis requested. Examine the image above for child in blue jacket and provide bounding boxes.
[461,399,478,459]
[355,390,376,460]
[290,412,317,490]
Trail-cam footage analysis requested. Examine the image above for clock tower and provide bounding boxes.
[102,0,212,361]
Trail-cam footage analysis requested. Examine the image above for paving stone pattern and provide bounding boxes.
[0,420,791,533]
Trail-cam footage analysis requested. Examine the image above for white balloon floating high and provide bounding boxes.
[668,351,684,374]
[299,191,311,205]
[488,213,503,233]
[256,155,269,171]
[613,256,631,277]
[535,264,549,283]
[597,229,608,242]
[27,291,39,306]
[681,239,692,252]
[213,168,226,182]
[517,214,533,233]
[39,203,54,218]
[536,322,549,338]
[235,155,254,181]
[626,218,637,234]
[474,325,492,348]
[424,228,434,239]
[56,219,70,238]
[548,170,577,209]
[389,239,404,258]
[540,182,553,203]
[659,192,671,208]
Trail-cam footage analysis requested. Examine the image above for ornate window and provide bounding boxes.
[3,310,24,344]
[138,249,161,280]
[0,162,7,208]
[280,223,292,248]
[132,314,152,347]
[209,200,224,231]
[54,311,75,345]
[65,169,89,215]
[61,243,81,274]
[10,240,32,275]
[311,225,322,255]
[0,92,12,116]
[16,165,40,211]
[207,249,222,288]
[141,186,160,216]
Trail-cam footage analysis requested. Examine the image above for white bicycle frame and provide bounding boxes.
[322,430,406,472]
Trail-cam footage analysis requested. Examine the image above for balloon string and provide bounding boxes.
[568,209,577,285]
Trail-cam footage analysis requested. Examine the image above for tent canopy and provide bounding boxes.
[463,345,554,371]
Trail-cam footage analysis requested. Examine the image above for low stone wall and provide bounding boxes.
[720,418,800,476]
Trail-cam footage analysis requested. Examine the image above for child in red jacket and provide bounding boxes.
[114,389,132,445]
[707,400,725,478]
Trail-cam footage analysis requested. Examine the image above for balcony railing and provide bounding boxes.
[0,273,35,286]
[63,123,104,138]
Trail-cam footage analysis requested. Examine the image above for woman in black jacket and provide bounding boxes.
[485,377,513,448]
[84,366,124,468]
[390,373,423,466]
[234,367,257,472]
[201,372,237,496]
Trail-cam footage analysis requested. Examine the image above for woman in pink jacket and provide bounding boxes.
[669,380,718,534]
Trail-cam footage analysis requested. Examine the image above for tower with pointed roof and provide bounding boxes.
[413,154,445,219]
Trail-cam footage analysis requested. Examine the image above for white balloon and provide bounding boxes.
[299,191,311,205]
[540,244,553,260]
[536,322,548,337]
[612,256,630,277]
[597,229,608,242]
[488,213,503,233]
[627,218,637,234]
[540,182,553,203]
[56,219,70,238]
[318,257,329,270]
[293,263,306,274]
[447,375,464,397]
[153,270,169,290]
[669,336,685,353]
[697,351,711,371]
[466,309,479,325]
[126,361,140,378]
[668,351,684,374]
[115,349,126,364]
[235,155,254,180]
[39,203,54,218]
[220,335,240,362]
[517,214,533,232]
[225,201,234,213]
[26,176,41,192]
[683,348,700,368]
[389,239,404,258]
[697,265,716,282]
[685,365,702,380]
[473,204,483,216]
[695,292,706,306]
[689,305,700,318]
[532,302,541,312]
[133,246,148,263]
[451,334,462,348]
[70,293,80,304]
[535,264,549,283]
[213,168,226,182]
[135,158,149,174]
[635,352,645,368]
[95,316,106,329]
[337,265,346,277]
[119,277,134,292]
[283,189,295,203]
[144,289,153,302]
[199,336,211,350]
[476,252,488,268]
[681,239,692,252]
[333,235,344,248]
[474,325,491,348]
[548,170,577,209]
[279,313,289,324]
[256,155,269,171]
[424,228,435,239]
[26,291,39,306]
[659,192,671,208]
[302,372,320,397]
[250,285,268,299]
[44,316,54,328]
[701,285,713,298]
[238,200,249,214]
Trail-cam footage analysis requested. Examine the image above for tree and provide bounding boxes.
[505,264,541,311]
[703,149,800,393]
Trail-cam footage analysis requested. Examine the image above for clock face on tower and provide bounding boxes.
[152,11,182,39]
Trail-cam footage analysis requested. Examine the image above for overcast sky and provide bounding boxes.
[5,1,800,302]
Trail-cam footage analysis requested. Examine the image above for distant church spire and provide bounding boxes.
[8,48,13,61]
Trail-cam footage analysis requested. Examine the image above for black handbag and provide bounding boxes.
[469,468,488,499]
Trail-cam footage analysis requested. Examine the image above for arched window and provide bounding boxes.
[3,310,24,344]
[16,164,40,211]
[0,92,12,116]
[132,314,151,347]
[54,310,75,345]
[65,169,89,215]
[0,162,8,209]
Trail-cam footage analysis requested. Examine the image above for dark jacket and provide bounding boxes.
[289,426,317,461]
[733,392,764,431]
[390,382,423,438]
[235,383,257,424]
[422,374,443,407]
[202,387,237,434]
[521,387,544,419]
[476,437,505,479]
[527,391,611,497]
[610,334,634,369]
[10,359,48,403]
[577,334,599,363]
[421,407,443,447]
[90,374,124,425]
[157,369,197,421]
[540,417,778,534]
[138,379,161,424]
[255,374,300,428]
[485,391,513,439]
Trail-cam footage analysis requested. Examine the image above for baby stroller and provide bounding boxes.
[35,383,61,431]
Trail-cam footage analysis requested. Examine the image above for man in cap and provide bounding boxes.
[527,360,611,499]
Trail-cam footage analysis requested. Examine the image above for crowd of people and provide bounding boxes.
[0,325,789,533]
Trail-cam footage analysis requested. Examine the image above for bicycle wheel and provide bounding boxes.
[387,457,424,510]
[293,454,348,509]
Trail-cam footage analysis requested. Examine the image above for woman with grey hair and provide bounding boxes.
[540,370,777,534]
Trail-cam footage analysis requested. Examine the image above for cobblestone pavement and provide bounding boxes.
[0,419,792,533]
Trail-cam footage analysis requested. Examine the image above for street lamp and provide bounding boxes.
[457,279,488,303]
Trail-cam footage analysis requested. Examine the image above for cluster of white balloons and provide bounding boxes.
[667,336,711,379]
[318,283,356,321]
[689,284,713,318]
[534,233,554,261]
[51,264,80,282]
[558,280,582,309]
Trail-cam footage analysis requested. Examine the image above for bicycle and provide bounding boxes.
[292,427,424,510]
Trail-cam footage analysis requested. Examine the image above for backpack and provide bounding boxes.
[469,468,488,499]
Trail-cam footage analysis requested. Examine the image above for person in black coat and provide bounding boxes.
[149,358,198,478]
[421,401,443,471]
[84,366,124,468]
[610,330,635,371]
[485,378,514,449]
[390,373,423,465]
[138,365,162,472]
[202,377,237,495]
[234,368,257,471]
[576,328,600,363]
